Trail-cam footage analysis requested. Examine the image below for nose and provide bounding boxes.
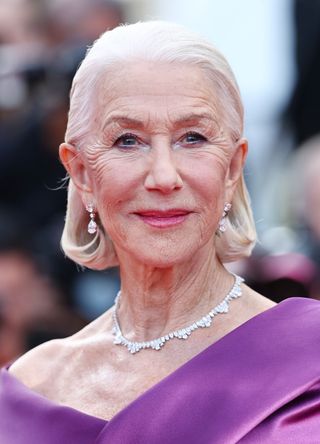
[144,142,183,193]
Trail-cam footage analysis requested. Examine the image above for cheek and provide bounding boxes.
[93,166,131,244]
[85,154,147,244]
[185,156,229,242]
[86,149,140,203]
[182,152,229,205]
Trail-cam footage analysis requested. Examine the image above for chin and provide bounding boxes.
[112,225,213,268]
[133,256,190,269]
[124,238,202,268]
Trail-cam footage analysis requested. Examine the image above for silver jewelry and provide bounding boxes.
[218,202,232,233]
[86,203,97,234]
[112,274,244,354]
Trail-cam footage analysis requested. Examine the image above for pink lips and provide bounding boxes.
[134,209,191,228]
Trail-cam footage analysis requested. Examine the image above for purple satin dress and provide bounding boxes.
[1,297,320,443]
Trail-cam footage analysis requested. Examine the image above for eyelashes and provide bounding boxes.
[114,133,143,149]
[112,131,208,150]
[179,131,207,145]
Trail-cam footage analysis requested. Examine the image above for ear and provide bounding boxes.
[225,138,248,200]
[59,143,93,194]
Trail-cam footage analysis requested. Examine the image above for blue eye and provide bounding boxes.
[183,132,207,144]
[114,133,139,148]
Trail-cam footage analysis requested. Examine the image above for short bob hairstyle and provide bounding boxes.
[61,20,257,269]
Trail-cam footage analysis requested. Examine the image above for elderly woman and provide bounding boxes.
[1,21,320,444]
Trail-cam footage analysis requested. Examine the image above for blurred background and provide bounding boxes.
[1,0,320,365]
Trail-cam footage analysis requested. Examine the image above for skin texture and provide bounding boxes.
[61,62,248,337]
[10,62,276,420]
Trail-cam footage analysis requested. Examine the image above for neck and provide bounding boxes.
[114,244,235,342]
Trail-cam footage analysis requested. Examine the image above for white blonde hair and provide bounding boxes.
[61,20,257,269]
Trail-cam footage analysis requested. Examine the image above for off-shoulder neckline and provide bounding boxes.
[2,297,317,423]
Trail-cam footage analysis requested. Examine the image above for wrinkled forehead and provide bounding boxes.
[93,61,223,128]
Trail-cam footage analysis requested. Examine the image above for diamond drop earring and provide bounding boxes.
[218,202,232,233]
[86,203,97,234]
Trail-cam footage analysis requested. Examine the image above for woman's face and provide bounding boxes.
[71,62,245,267]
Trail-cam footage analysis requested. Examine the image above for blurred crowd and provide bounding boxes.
[1,0,320,366]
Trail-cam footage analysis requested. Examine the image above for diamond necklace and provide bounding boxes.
[112,274,244,354]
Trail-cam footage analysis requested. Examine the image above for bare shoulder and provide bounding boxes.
[8,337,72,388]
[241,284,277,318]
[8,308,114,390]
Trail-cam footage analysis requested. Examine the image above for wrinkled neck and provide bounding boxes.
[114,244,235,342]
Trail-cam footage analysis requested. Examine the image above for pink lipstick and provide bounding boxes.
[134,210,191,228]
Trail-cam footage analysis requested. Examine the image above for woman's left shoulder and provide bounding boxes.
[279,296,320,334]
[276,295,320,319]
[241,287,320,334]
[276,297,320,347]
[243,284,320,318]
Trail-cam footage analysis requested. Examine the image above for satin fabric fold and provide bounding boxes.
[95,297,320,444]
[1,297,320,443]
[0,367,106,443]
[240,379,320,443]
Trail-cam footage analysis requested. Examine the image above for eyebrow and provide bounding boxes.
[173,112,217,126]
[103,116,145,130]
[102,112,217,130]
